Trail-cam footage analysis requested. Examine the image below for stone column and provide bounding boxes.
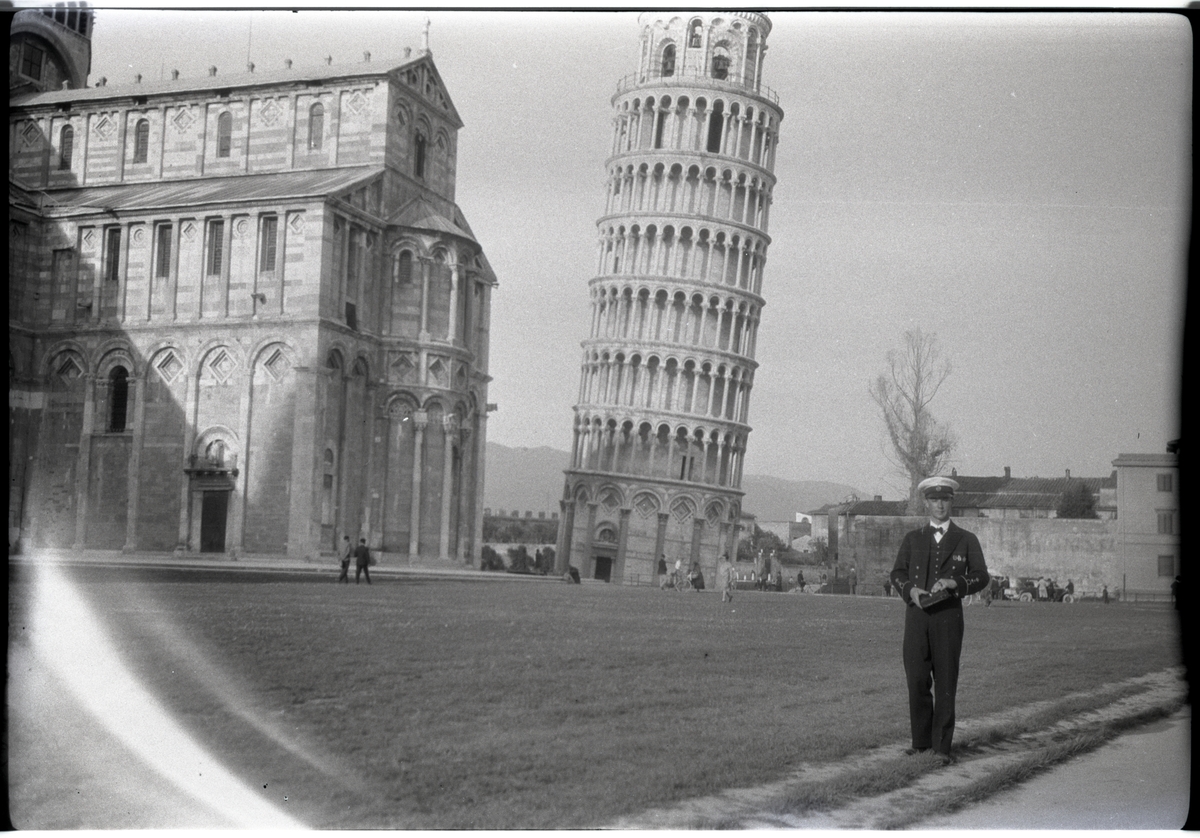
[418,257,431,340]
[556,498,575,575]
[122,373,146,552]
[438,413,456,560]
[457,425,473,563]
[72,373,96,549]
[176,369,197,551]
[408,410,427,559]
[471,409,489,565]
[287,365,319,559]
[219,212,232,318]
[363,381,382,550]
[614,507,631,584]
[582,501,599,579]
[654,511,670,575]
[448,262,461,343]
[689,517,704,568]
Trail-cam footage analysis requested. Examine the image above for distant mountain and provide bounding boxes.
[738,474,863,522]
[483,444,571,515]
[483,442,860,521]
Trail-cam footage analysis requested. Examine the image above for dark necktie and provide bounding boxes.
[931,526,944,537]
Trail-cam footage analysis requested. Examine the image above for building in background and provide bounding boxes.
[1112,448,1180,596]
[557,12,783,584]
[8,5,497,563]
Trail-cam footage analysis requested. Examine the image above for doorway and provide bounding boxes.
[200,490,229,553]
[593,555,613,582]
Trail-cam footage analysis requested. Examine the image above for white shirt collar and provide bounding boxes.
[929,519,952,531]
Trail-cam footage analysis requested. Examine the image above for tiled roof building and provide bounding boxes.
[8,9,498,562]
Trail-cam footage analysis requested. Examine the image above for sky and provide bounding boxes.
[81,7,1190,500]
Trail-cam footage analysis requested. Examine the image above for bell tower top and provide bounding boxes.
[635,11,772,90]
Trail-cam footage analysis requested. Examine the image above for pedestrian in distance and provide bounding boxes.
[890,476,989,765]
[849,566,858,595]
[658,554,670,590]
[338,535,352,583]
[1102,584,1110,604]
[798,570,807,593]
[354,538,372,585]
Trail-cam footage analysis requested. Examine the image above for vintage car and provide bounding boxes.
[1000,577,1076,603]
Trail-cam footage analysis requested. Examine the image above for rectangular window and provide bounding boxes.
[345,302,357,331]
[155,223,172,279]
[1157,473,1173,492]
[21,43,45,80]
[59,127,73,169]
[259,216,278,272]
[347,227,361,294]
[1158,555,1176,578]
[1157,510,1176,535]
[103,228,121,283]
[206,219,224,276]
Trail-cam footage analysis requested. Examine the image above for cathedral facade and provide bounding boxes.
[557,12,783,584]
[8,5,496,563]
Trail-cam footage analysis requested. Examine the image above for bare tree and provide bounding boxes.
[869,329,957,514]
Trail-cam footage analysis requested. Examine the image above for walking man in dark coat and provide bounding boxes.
[354,538,372,585]
[890,476,989,764]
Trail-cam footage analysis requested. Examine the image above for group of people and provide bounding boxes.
[338,536,374,584]
[658,555,706,592]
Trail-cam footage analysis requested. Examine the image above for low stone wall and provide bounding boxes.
[841,516,1120,595]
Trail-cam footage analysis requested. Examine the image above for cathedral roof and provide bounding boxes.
[11,53,463,128]
[387,194,477,242]
[34,166,383,214]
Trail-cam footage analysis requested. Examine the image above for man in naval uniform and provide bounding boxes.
[890,476,989,764]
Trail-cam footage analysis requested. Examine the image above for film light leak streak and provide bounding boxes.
[29,563,308,829]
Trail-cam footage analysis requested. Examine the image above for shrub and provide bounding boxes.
[480,545,505,571]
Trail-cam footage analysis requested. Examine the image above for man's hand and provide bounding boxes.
[910,586,927,607]
[930,578,958,594]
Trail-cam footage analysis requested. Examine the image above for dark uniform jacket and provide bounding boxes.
[891,521,989,604]
[353,543,372,568]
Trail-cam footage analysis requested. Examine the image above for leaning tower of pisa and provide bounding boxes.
[556,12,783,584]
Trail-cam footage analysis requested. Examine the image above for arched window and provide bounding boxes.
[308,103,324,150]
[216,111,232,158]
[395,250,413,284]
[661,44,675,77]
[414,131,427,178]
[688,20,703,48]
[712,54,730,81]
[109,366,129,432]
[133,118,150,163]
[706,101,724,153]
[59,125,73,169]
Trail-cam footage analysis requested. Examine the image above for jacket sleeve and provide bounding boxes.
[950,532,989,596]
[890,533,916,603]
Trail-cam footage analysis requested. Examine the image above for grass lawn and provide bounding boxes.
[8,567,1184,828]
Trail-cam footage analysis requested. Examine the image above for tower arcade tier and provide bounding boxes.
[558,12,783,585]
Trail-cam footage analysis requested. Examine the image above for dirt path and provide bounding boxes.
[606,667,1187,829]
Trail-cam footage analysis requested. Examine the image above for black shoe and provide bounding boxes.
[904,747,930,756]
[936,752,955,765]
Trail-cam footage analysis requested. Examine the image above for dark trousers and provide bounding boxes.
[338,560,350,583]
[902,601,964,754]
[356,564,371,584]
